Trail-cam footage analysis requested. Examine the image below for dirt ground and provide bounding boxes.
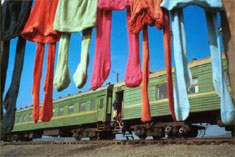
[1,143,235,157]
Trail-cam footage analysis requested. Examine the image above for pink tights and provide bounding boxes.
[91,0,141,90]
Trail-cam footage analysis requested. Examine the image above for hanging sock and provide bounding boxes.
[32,43,57,123]
[125,8,142,88]
[54,29,93,90]
[73,28,92,88]
[53,33,71,91]
[91,0,141,89]
[128,0,176,123]
[53,0,97,90]
[206,13,221,95]
[91,9,112,90]
[22,0,60,123]
[171,9,192,121]
[1,37,26,133]
[39,43,56,122]
[161,0,227,122]
[161,9,177,124]
[1,0,33,133]
[221,11,235,102]
[1,40,10,109]
[141,25,151,122]
[32,43,45,123]
[205,11,235,125]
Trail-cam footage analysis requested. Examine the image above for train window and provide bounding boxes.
[68,104,74,114]
[155,83,168,100]
[79,102,86,112]
[90,99,96,111]
[189,78,199,94]
[100,98,104,109]
[58,106,64,116]
[28,114,32,121]
[224,71,230,87]
[53,108,56,116]
[23,115,27,122]
[16,116,20,123]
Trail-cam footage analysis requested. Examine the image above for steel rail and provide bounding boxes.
[2,138,235,146]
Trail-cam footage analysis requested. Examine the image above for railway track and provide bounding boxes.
[2,137,235,145]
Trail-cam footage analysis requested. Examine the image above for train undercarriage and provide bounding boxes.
[2,121,234,142]
[2,110,234,142]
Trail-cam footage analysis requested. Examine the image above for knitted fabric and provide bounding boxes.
[161,0,223,10]
[21,0,60,123]
[1,0,32,134]
[128,0,176,123]
[53,0,97,90]
[205,11,235,125]
[161,0,235,125]
[91,0,141,90]
[170,9,192,121]
[161,0,223,121]
[221,0,235,103]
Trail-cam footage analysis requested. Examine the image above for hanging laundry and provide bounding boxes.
[161,0,235,125]
[170,9,192,121]
[21,0,60,123]
[1,41,9,119]
[91,0,141,90]
[221,0,235,103]
[53,0,98,91]
[205,11,235,125]
[161,0,223,10]
[1,0,32,134]
[128,0,176,123]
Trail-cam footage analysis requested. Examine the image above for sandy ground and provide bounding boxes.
[1,143,235,157]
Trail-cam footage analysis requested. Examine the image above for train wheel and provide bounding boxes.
[138,135,146,140]
[153,127,164,139]
[181,127,198,138]
[98,132,115,140]
[190,128,198,138]
[231,129,235,137]
[165,126,179,138]
[153,136,161,140]
[90,136,98,140]
[75,135,81,141]
[20,137,32,142]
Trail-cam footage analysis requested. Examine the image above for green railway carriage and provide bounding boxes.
[111,55,234,138]
[4,55,234,141]
[112,56,226,121]
[10,84,114,140]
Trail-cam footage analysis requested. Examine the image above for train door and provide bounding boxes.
[115,91,123,118]
[97,96,105,121]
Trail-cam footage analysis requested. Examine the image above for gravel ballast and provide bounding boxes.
[1,144,235,157]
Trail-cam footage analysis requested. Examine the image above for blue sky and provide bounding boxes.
[4,6,216,109]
